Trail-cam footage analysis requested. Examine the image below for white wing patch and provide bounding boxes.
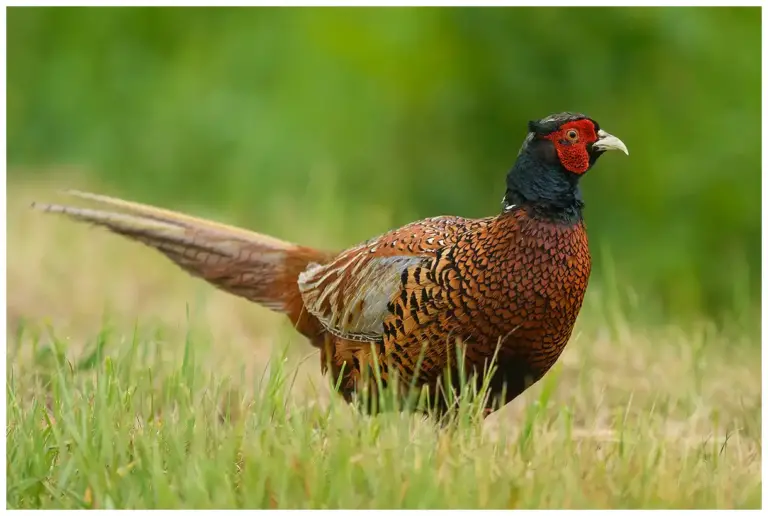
[298,254,427,341]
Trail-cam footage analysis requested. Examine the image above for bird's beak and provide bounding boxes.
[593,129,629,155]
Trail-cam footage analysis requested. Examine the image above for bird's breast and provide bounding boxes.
[464,214,591,352]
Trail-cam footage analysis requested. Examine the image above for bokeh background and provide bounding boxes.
[8,6,760,329]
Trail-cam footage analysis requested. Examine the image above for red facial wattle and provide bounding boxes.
[543,119,599,174]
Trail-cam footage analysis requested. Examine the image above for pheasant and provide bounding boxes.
[33,112,628,416]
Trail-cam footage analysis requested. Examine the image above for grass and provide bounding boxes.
[6,176,762,509]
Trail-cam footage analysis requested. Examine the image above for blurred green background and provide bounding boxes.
[8,7,761,325]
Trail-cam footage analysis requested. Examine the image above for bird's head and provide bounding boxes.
[504,112,629,222]
[525,112,629,174]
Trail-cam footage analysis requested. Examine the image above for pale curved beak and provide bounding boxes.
[594,129,629,155]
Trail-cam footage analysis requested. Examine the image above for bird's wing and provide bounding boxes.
[297,215,487,342]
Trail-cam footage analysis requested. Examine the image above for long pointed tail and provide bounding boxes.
[32,189,335,338]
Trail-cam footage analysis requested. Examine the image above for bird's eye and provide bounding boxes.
[565,129,579,141]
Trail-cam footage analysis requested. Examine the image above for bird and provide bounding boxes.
[33,112,628,417]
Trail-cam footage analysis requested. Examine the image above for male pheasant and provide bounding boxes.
[34,112,628,416]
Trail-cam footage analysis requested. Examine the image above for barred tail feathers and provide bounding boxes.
[32,190,334,337]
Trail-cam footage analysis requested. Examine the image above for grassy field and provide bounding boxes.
[6,176,761,509]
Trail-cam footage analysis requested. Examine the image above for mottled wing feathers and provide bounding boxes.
[298,255,429,341]
[378,244,481,380]
[297,216,484,341]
